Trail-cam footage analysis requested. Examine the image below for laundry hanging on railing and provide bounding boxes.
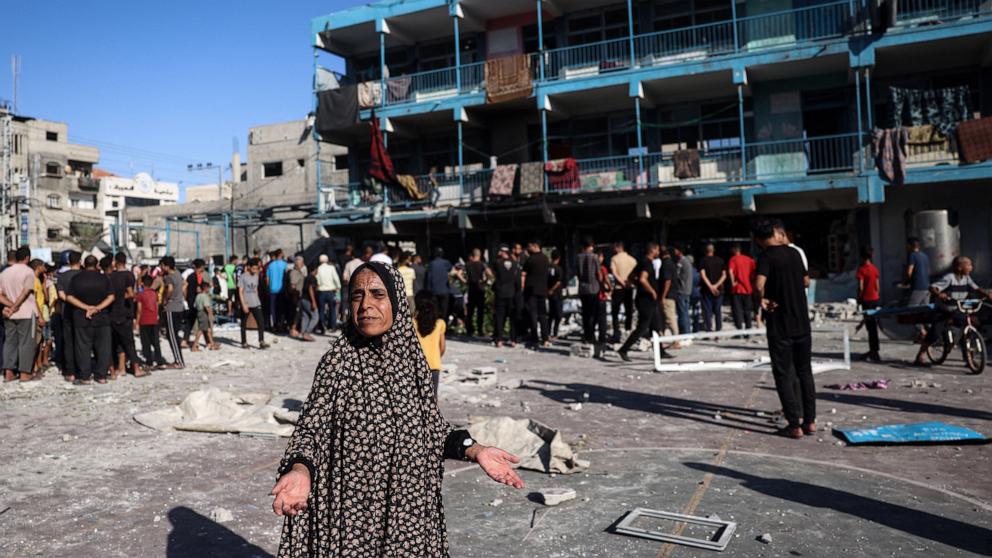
[368,109,396,185]
[673,149,701,179]
[386,77,412,104]
[316,85,359,138]
[545,158,580,192]
[519,162,545,196]
[872,128,908,186]
[485,54,533,104]
[396,174,427,200]
[956,116,992,163]
[488,164,518,197]
[358,81,382,108]
[887,86,973,137]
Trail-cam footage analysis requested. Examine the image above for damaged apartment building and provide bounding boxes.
[125,119,348,262]
[309,0,992,302]
[0,104,104,254]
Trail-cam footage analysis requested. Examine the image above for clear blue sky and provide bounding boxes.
[1,1,355,199]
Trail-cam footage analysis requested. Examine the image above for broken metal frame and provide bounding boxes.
[613,508,737,551]
[169,201,322,259]
[651,326,851,373]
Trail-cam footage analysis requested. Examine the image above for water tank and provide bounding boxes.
[910,210,960,275]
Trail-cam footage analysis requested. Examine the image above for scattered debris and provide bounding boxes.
[464,367,498,387]
[209,507,233,523]
[570,344,594,358]
[836,422,987,445]
[467,416,589,474]
[566,403,583,411]
[61,434,71,442]
[488,498,503,507]
[825,379,890,391]
[758,533,772,544]
[209,359,246,369]
[537,487,576,506]
[613,508,737,551]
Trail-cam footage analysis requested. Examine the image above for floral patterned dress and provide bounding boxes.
[277,263,463,557]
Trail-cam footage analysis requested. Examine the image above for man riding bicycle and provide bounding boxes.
[913,256,990,367]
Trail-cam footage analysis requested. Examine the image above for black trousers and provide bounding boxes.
[466,288,486,336]
[619,298,659,353]
[515,293,529,339]
[611,288,634,337]
[60,311,76,376]
[767,333,816,427]
[139,324,167,366]
[548,296,563,337]
[594,297,608,343]
[111,320,140,367]
[862,300,880,355]
[731,294,754,330]
[433,293,450,326]
[527,295,549,343]
[493,297,516,343]
[74,324,112,381]
[579,293,599,343]
[241,306,266,345]
[164,310,185,368]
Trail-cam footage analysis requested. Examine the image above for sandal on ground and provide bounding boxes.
[73,379,92,385]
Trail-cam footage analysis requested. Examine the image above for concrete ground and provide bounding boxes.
[0,319,989,557]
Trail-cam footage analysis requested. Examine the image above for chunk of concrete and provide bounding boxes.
[464,367,498,386]
[538,487,577,506]
[570,344,594,358]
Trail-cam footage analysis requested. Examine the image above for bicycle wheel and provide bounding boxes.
[926,334,953,364]
[962,329,986,374]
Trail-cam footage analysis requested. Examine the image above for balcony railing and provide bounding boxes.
[334,0,986,111]
[896,0,991,25]
[745,133,864,179]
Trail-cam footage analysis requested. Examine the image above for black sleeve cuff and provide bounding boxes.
[443,429,474,461]
[278,456,316,480]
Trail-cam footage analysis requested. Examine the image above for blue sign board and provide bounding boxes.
[836,422,986,445]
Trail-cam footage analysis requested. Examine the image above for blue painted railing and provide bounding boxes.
[541,37,632,82]
[383,61,484,106]
[745,133,863,178]
[897,0,991,24]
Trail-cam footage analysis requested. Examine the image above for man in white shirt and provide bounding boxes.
[316,254,341,331]
[369,243,393,266]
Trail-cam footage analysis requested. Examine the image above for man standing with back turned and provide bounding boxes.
[753,218,814,439]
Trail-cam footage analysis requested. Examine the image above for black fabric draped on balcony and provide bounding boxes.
[886,86,973,137]
[316,85,359,137]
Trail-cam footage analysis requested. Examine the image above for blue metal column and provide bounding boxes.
[855,69,865,172]
[737,84,747,178]
[536,0,545,81]
[165,219,172,255]
[865,67,874,131]
[731,0,739,52]
[458,119,465,199]
[452,4,462,92]
[541,105,549,193]
[224,213,231,262]
[626,0,636,67]
[379,29,387,106]
[634,96,644,186]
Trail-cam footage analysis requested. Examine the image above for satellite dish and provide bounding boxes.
[134,172,154,193]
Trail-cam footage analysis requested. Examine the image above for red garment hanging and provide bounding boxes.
[368,109,396,184]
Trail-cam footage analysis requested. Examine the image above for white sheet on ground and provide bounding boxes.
[133,388,299,436]
[466,416,589,474]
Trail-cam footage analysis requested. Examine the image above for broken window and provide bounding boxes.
[262,161,283,178]
[297,158,305,168]
[46,194,61,209]
[46,131,58,141]
[47,228,60,240]
[45,162,61,176]
[333,154,348,170]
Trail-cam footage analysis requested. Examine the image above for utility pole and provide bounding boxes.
[1,101,13,263]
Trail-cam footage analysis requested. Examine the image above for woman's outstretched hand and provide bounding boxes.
[271,464,311,517]
[468,445,525,489]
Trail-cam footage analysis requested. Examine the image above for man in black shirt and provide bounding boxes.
[698,243,727,332]
[491,245,519,347]
[464,248,492,338]
[618,242,674,361]
[56,251,82,380]
[109,252,147,378]
[753,218,813,439]
[520,241,551,347]
[65,255,115,384]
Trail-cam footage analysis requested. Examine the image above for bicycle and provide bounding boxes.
[925,299,987,374]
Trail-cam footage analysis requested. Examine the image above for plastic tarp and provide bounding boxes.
[836,421,986,445]
[133,388,299,437]
[466,416,589,474]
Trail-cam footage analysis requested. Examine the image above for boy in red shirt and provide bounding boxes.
[727,244,757,330]
[136,275,167,369]
[856,246,881,362]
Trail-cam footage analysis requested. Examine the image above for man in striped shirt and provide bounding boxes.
[913,256,989,366]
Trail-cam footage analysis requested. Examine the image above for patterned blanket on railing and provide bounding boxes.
[519,162,544,196]
[485,55,532,104]
[957,116,992,164]
[396,174,427,201]
[489,164,518,197]
[545,158,580,192]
